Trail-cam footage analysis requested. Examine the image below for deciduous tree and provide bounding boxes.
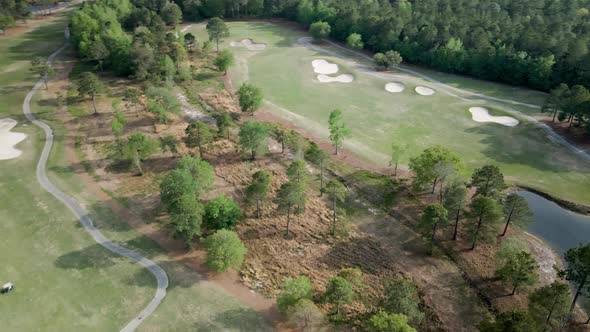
[205,229,246,272]
[277,276,313,314]
[239,121,270,160]
[177,156,215,193]
[324,276,354,315]
[309,21,330,41]
[346,33,363,50]
[214,49,234,75]
[368,312,416,332]
[204,195,242,230]
[238,82,263,115]
[121,133,158,175]
[478,310,538,332]
[286,299,324,332]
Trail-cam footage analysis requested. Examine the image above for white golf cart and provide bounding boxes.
[1,282,14,294]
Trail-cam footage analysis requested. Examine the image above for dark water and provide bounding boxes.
[519,191,590,255]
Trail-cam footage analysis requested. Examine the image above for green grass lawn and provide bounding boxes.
[0,13,270,332]
[189,22,590,206]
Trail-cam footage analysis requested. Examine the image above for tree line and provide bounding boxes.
[181,0,590,93]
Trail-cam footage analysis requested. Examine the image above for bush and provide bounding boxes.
[382,278,424,325]
[204,195,243,230]
[368,312,416,332]
[309,21,331,41]
[337,267,363,288]
[324,277,354,315]
[205,229,246,272]
[346,33,364,50]
[287,299,325,331]
[277,276,313,314]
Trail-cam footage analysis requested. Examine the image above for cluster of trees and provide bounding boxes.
[291,0,590,91]
[99,0,590,91]
[277,271,422,331]
[70,0,190,79]
[403,144,590,329]
[543,83,590,133]
[175,0,590,91]
[479,242,590,330]
[406,148,533,251]
[0,0,34,32]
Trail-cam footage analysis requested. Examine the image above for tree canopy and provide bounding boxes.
[238,83,263,115]
[409,145,461,194]
[205,229,246,272]
[328,109,351,155]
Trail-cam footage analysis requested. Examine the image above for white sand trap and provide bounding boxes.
[0,118,27,160]
[385,82,406,93]
[317,74,354,83]
[230,39,267,51]
[415,86,436,96]
[311,59,339,75]
[469,107,519,127]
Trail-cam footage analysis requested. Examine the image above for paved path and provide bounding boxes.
[297,37,590,162]
[22,29,168,332]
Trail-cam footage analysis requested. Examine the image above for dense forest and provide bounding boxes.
[196,0,590,94]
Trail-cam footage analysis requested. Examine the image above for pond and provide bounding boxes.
[519,191,590,256]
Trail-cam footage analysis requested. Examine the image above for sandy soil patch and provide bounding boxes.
[230,39,267,51]
[385,82,405,93]
[317,74,354,83]
[415,86,436,96]
[311,59,339,75]
[0,118,26,160]
[469,107,519,127]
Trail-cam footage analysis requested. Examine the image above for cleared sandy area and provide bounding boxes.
[385,82,405,93]
[415,86,436,96]
[317,74,354,83]
[230,39,267,51]
[311,59,338,75]
[469,107,519,127]
[0,118,26,160]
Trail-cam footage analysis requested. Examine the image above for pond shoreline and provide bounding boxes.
[517,186,590,215]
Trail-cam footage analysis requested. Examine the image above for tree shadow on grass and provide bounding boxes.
[464,123,590,173]
[193,307,274,332]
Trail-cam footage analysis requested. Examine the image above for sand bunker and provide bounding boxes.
[469,107,519,127]
[317,74,354,83]
[230,39,267,51]
[0,118,26,160]
[385,82,406,93]
[311,59,339,75]
[415,86,436,96]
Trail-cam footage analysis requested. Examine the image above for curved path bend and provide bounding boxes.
[297,37,590,162]
[23,29,168,332]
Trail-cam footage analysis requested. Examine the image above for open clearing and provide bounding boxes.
[188,22,590,206]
